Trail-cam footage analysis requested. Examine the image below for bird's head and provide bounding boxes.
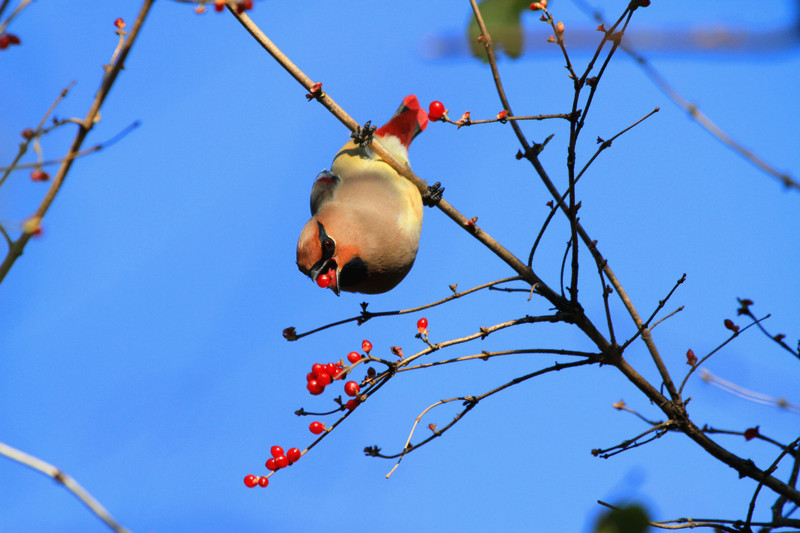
[296,217,368,296]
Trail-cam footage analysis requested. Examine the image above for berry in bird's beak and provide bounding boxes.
[311,261,340,295]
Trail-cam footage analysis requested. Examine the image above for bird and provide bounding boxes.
[296,95,429,295]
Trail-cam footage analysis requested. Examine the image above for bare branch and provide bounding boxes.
[0,441,131,533]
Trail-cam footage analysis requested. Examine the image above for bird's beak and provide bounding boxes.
[309,259,340,296]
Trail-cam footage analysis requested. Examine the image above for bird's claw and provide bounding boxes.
[423,182,444,207]
[351,121,376,147]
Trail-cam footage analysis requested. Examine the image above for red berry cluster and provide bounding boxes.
[0,33,21,50]
[306,361,344,395]
[246,339,378,489]
[243,445,302,488]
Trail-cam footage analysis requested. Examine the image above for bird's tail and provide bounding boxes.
[375,95,428,150]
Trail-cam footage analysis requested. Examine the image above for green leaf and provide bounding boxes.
[467,0,532,62]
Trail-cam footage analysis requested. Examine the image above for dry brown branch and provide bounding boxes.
[398,347,598,372]
[284,276,522,340]
[0,0,154,285]
[678,316,767,396]
[700,370,800,415]
[574,0,799,192]
[0,121,139,173]
[0,83,73,190]
[0,442,131,533]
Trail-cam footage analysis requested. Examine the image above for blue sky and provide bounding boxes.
[2,1,799,532]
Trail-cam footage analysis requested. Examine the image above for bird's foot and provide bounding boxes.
[423,182,444,207]
[351,121,377,147]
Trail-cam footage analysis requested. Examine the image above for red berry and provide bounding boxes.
[362,340,372,353]
[306,380,325,395]
[243,474,258,488]
[114,18,125,29]
[428,101,445,121]
[309,421,325,434]
[265,458,278,471]
[287,448,301,463]
[417,317,428,333]
[333,364,344,379]
[306,372,316,382]
[0,35,9,50]
[344,381,360,397]
[258,476,269,487]
[236,0,253,11]
[270,445,284,458]
[347,351,361,364]
[316,372,332,386]
[214,0,225,11]
[316,274,330,288]
[275,455,289,469]
[311,363,326,376]
[30,169,49,182]
[345,399,359,410]
[325,362,339,377]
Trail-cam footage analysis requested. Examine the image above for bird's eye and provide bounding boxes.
[323,237,335,251]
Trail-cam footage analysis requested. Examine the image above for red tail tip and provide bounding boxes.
[375,95,428,149]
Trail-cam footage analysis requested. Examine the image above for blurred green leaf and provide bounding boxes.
[467,0,532,61]
[593,503,651,533]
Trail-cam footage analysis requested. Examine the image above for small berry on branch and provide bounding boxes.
[428,101,445,121]
[344,381,360,397]
[309,421,325,435]
[287,448,302,463]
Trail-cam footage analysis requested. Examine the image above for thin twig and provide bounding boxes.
[0,83,74,190]
[745,438,800,530]
[678,316,768,396]
[0,442,131,533]
[700,370,800,415]
[0,0,154,285]
[621,273,686,351]
[0,121,140,173]
[375,359,594,470]
[0,0,33,36]
[441,113,573,126]
[286,277,522,340]
[398,348,598,372]
[573,0,799,191]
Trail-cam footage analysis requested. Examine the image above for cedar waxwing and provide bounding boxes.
[297,95,428,295]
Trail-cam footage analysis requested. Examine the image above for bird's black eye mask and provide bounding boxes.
[309,221,336,275]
